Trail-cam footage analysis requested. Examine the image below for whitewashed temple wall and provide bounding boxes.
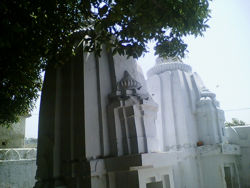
[81,55,244,188]
[34,47,247,188]
[84,50,112,158]
[146,57,241,188]
[35,45,161,187]
[226,126,250,188]
[146,58,227,152]
[1,46,249,188]
[147,69,199,151]
[84,48,150,158]
[199,154,240,188]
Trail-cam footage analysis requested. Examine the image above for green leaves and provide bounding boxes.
[99,5,109,17]
[0,0,211,126]
[225,118,246,127]
[82,0,211,58]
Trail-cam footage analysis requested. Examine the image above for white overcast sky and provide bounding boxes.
[25,0,250,138]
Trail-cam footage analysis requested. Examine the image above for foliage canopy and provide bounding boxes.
[225,118,246,127]
[0,0,211,126]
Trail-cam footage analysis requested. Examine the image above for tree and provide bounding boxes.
[0,0,211,126]
[225,118,246,127]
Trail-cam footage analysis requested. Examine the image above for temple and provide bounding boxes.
[147,57,240,188]
[33,49,250,188]
[1,49,250,188]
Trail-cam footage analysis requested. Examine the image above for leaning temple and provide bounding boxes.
[0,49,250,188]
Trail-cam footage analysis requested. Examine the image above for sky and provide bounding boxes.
[25,0,250,138]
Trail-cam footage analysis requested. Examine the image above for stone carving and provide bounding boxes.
[200,87,221,107]
[111,71,149,101]
[32,49,246,188]
[147,57,192,77]
[200,87,216,99]
[108,70,159,156]
[155,56,182,64]
[117,71,142,92]
[196,144,221,156]
[196,86,226,145]
[165,143,197,151]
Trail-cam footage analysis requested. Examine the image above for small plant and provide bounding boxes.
[225,118,246,127]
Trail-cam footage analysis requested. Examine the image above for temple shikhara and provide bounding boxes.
[0,49,250,188]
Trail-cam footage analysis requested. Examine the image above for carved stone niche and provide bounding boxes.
[108,71,159,156]
[196,87,225,145]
